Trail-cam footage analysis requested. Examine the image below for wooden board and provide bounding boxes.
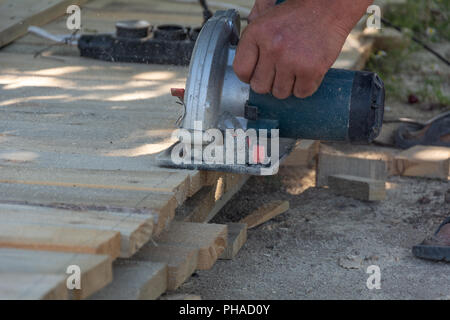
[0,0,88,48]
[282,140,320,167]
[156,222,227,270]
[394,146,450,180]
[133,243,198,291]
[0,203,153,258]
[0,248,112,299]
[90,260,167,300]
[0,273,67,300]
[240,200,290,229]
[328,174,386,201]
[316,153,387,187]
[220,223,247,260]
[0,222,121,259]
[0,166,193,207]
[0,182,175,237]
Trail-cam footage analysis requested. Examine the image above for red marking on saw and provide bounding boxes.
[248,138,266,164]
[171,88,185,99]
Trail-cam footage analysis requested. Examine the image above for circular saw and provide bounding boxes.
[158,9,385,175]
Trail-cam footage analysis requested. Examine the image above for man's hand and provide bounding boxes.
[233,0,372,99]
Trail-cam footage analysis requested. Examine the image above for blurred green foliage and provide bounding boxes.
[385,0,449,41]
[366,0,449,106]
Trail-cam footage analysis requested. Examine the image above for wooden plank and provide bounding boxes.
[90,260,167,300]
[0,222,121,259]
[0,0,88,48]
[0,203,153,258]
[156,222,227,270]
[282,140,320,167]
[240,200,290,229]
[220,223,247,260]
[0,182,177,236]
[328,174,386,201]
[0,166,191,205]
[316,153,387,187]
[133,243,198,291]
[0,248,112,299]
[394,146,450,180]
[0,273,67,300]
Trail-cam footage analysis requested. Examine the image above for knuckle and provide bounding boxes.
[271,38,285,54]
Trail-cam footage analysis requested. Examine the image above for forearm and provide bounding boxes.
[327,0,374,32]
[283,0,373,34]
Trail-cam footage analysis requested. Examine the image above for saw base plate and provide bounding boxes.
[156,138,296,176]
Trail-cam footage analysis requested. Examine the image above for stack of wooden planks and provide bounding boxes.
[0,0,254,299]
[0,0,384,299]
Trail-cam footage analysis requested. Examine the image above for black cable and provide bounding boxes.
[381,17,450,66]
[198,0,213,25]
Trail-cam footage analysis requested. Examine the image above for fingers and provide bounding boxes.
[293,72,325,98]
[250,54,276,95]
[233,30,259,84]
[272,66,295,99]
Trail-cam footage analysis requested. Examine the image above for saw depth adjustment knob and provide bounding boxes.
[153,25,188,41]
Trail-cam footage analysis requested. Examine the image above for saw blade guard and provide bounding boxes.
[182,10,250,136]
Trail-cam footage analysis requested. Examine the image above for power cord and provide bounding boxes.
[198,0,213,25]
[381,17,450,66]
